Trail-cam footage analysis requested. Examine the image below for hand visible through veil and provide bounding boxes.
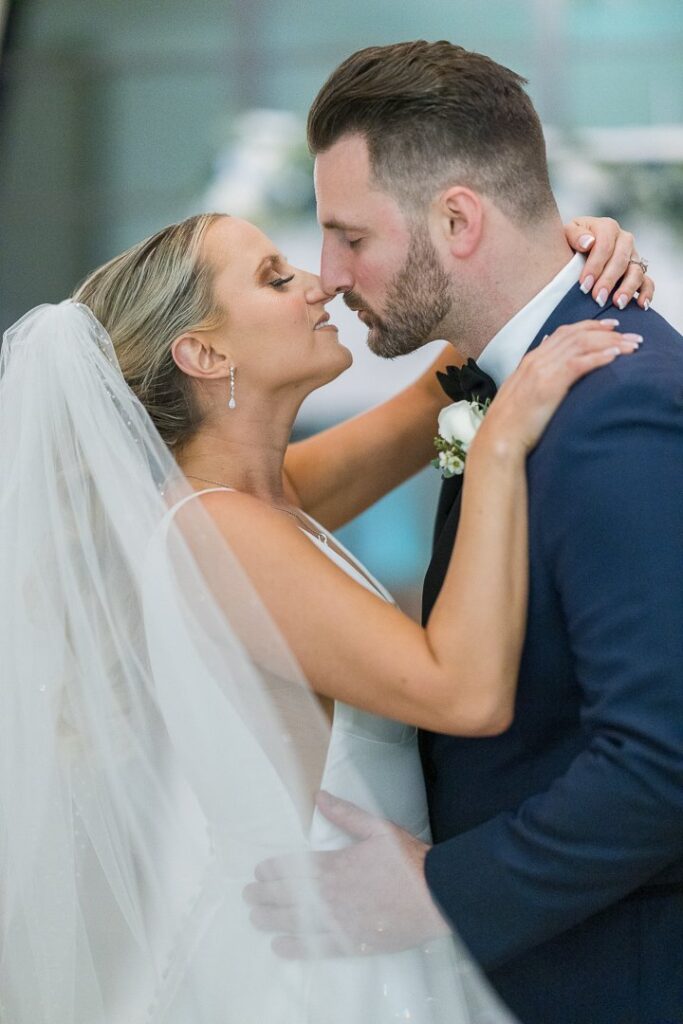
[244,791,451,958]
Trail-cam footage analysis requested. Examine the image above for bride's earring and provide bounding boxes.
[228,366,236,410]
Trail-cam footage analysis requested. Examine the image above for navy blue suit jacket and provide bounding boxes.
[421,285,683,1023]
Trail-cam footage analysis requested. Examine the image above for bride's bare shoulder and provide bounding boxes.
[193,488,305,553]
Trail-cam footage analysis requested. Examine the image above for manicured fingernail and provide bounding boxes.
[579,233,595,249]
[644,298,651,311]
[616,294,628,310]
[596,288,608,307]
[621,333,643,343]
[602,318,620,326]
[580,274,595,294]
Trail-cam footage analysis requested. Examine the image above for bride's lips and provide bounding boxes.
[313,312,338,333]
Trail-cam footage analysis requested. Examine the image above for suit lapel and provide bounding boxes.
[422,284,608,625]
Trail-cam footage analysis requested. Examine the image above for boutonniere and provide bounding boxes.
[431,398,490,478]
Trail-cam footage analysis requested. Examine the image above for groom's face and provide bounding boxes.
[314,134,452,358]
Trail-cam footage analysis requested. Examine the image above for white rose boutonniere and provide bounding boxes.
[431,398,490,478]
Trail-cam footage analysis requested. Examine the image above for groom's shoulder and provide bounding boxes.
[614,301,682,360]
[536,303,682,452]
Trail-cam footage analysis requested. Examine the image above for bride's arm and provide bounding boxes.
[284,217,654,529]
[210,322,639,737]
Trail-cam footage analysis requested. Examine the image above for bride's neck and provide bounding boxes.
[177,404,296,504]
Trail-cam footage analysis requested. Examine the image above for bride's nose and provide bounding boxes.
[304,276,335,306]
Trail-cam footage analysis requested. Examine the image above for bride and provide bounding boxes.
[0,212,646,1023]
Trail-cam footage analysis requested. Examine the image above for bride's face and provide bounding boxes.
[197,217,352,400]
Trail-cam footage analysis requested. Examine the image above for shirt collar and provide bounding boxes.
[477,253,586,387]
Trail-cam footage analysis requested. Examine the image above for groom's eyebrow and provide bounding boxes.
[321,217,366,232]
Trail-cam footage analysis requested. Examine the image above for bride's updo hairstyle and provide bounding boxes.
[73,212,226,452]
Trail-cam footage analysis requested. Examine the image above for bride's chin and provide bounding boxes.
[308,348,354,393]
[326,342,353,375]
[334,344,354,376]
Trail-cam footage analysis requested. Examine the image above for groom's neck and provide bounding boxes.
[446,216,575,361]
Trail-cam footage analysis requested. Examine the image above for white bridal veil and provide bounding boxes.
[0,301,516,1023]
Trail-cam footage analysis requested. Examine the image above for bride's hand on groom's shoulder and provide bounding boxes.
[476,320,643,459]
[243,791,451,959]
[564,216,654,310]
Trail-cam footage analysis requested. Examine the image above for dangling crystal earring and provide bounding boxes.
[228,366,236,410]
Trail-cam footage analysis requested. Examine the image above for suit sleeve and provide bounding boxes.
[424,362,683,970]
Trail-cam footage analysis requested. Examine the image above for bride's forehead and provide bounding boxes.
[204,217,277,270]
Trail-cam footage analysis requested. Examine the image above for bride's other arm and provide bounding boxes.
[209,322,640,737]
[284,217,654,530]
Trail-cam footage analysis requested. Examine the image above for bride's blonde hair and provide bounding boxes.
[73,213,226,452]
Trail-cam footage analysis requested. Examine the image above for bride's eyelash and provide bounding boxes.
[270,274,295,289]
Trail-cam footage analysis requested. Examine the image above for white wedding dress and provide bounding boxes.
[0,301,516,1024]
[168,488,515,1024]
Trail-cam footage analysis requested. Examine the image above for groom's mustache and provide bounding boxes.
[342,291,369,313]
[343,292,383,326]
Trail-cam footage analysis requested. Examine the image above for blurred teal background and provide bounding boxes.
[2,0,681,615]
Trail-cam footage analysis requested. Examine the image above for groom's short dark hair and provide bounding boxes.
[308,40,557,224]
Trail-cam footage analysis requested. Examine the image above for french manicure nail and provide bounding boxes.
[616,294,628,310]
[644,298,651,311]
[596,288,608,308]
[579,233,595,249]
[621,333,643,343]
[580,275,595,294]
[602,318,620,326]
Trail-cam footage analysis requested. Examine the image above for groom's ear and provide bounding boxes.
[435,186,483,259]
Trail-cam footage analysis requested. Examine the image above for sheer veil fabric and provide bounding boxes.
[0,301,516,1022]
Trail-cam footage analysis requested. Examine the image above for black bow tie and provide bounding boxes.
[436,358,498,405]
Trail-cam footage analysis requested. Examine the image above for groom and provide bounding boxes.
[253,42,683,1023]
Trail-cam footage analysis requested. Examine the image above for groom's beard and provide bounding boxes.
[344,227,453,359]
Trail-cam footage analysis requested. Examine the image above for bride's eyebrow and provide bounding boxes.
[254,254,286,280]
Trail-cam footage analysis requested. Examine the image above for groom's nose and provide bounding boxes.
[320,238,353,295]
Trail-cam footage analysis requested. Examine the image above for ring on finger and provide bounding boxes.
[628,255,649,274]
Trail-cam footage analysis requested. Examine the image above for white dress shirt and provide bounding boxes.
[477,253,586,388]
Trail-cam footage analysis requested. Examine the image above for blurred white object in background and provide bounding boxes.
[549,124,683,327]
[202,109,313,224]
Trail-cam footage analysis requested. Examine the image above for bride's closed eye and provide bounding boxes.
[270,274,295,289]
